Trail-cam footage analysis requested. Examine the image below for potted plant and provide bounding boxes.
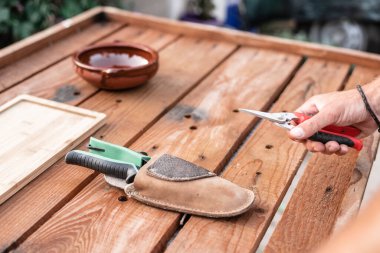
[180,0,220,26]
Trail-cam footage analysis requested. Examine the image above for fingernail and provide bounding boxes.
[290,127,304,139]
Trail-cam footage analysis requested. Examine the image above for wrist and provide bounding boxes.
[362,81,380,118]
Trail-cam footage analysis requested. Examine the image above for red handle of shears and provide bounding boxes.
[293,112,361,136]
[293,112,363,151]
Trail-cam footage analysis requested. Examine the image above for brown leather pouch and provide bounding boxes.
[125,154,255,218]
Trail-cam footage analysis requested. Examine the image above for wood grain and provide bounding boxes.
[265,66,380,253]
[0,21,123,92]
[333,67,380,232]
[0,95,105,205]
[16,48,301,253]
[0,26,179,106]
[167,59,350,253]
[265,152,359,253]
[104,6,380,69]
[0,36,235,251]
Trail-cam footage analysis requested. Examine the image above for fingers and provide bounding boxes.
[303,140,349,155]
[336,144,349,156]
[289,109,337,140]
[324,141,340,155]
[306,141,325,152]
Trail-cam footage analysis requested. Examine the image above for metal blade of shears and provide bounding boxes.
[238,109,288,124]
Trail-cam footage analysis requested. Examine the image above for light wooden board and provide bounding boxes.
[265,66,380,252]
[167,58,350,253]
[0,36,236,251]
[15,47,302,252]
[0,95,105,205]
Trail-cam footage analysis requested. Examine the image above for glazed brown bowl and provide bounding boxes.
[73,43,159,90]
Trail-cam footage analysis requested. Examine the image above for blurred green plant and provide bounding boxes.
[0,0,121,47]
[186,0,215,20]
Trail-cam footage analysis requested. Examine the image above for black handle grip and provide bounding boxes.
[309,131,354,147]
[65,150,135,179]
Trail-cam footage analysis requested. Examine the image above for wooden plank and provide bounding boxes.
[0,36,236,251]
[265,66,380,252]
[0,7,105,68]
[0,21,123,93]
[104,6,380,69]
[0,95,105,205]
[265,153,359,253]
[167,59,350,253]
[333,67,380,232]
[0,26,179,106]
[16,48,302,253]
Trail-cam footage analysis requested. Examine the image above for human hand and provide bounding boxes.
[288,82,379,155]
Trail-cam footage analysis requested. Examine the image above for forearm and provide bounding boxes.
[363,78,380,118]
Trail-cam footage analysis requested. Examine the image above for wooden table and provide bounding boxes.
[0,7,379,253]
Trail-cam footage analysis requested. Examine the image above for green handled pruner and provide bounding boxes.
[65,137,150,187]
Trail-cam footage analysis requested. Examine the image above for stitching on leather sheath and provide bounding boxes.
[126,186,254,214]
[146,169,214,181]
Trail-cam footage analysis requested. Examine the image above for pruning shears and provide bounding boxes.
[239,109,363,151]
[65,137,151,187]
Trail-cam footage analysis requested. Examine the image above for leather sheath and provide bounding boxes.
[125,154,255,218]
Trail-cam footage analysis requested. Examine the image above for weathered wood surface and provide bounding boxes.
[1,7,380,253]
[15,48,301,252]
[0,21,123,92]
[265,66,380,253]
[0,34,235,251]
[333,67,380,232]
[333,133,380,233]
[166,58,350,253]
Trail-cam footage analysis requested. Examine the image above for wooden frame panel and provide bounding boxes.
[103,7,380,68]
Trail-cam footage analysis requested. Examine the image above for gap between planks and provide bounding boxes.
[257,62,350,251]
[264,65,380,253]
[258,61,354,252]
[257,152,312,252]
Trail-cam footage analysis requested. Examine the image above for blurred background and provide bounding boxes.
[1,0,380,53]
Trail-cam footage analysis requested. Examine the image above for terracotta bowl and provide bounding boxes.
[73,43,159,90]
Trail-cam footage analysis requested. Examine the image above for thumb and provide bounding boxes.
[289,110,336,139]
